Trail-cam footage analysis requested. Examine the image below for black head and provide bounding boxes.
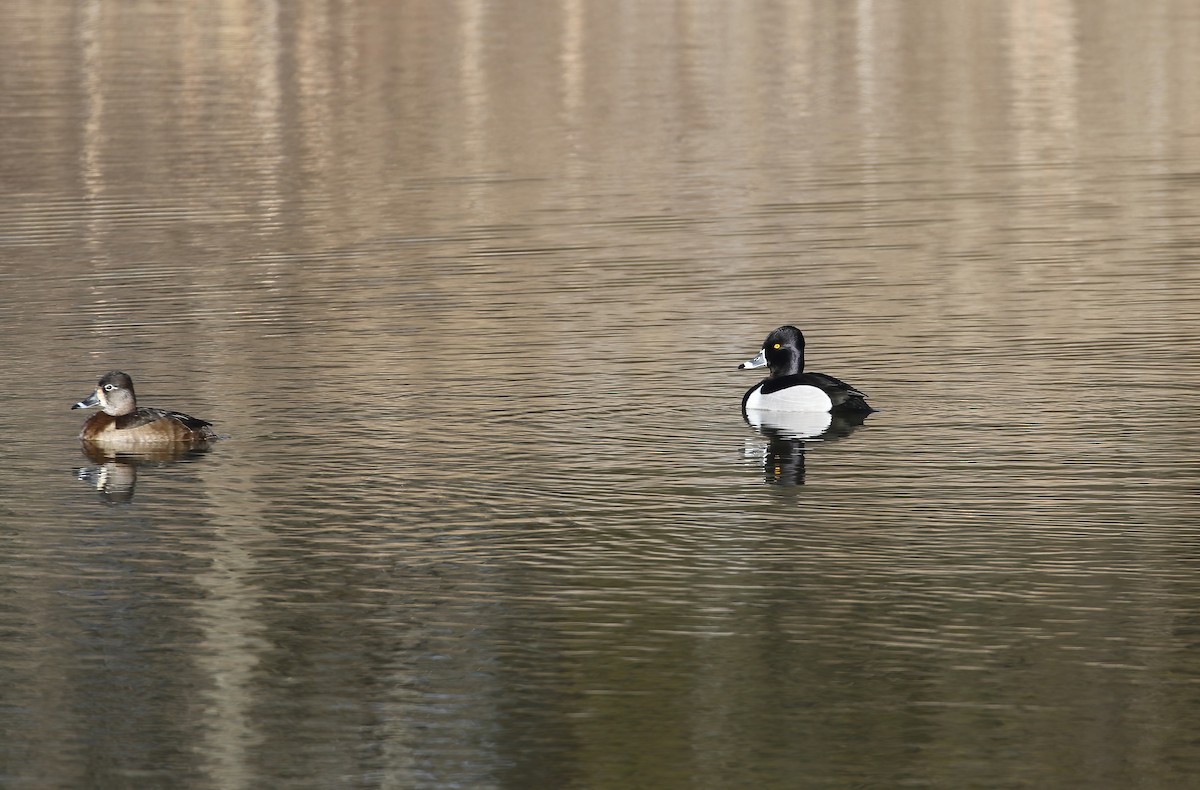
[739,325,806,378]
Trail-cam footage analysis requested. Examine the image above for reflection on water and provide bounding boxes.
[76,443,214,504]
[3,0,1200,788]
[744,408,870,486]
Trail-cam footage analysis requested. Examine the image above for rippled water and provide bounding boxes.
[3,1,1200,788]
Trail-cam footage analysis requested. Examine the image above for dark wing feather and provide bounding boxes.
[760,372,872,412]
[119,407,213,431]
[801,372,866,399]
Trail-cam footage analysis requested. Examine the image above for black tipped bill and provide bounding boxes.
[738,349,768,370]
[72,392,100,410]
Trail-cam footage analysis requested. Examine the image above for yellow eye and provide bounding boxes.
[773,343,781,349]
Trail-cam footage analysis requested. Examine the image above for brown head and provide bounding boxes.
[72,371,138,416]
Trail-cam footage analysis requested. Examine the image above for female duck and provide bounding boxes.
[72,371,218,446]
[739,326,872,414]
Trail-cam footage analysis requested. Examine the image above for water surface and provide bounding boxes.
[3,1,1200,788]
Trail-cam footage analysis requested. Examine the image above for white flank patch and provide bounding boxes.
[745,384,833,413]
[745,408,833,439]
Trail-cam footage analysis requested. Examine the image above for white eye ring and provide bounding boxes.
[104,384,116,391]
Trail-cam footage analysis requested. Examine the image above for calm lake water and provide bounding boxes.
[3,1,1200,788]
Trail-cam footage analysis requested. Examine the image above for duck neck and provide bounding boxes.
[771,348,804,378]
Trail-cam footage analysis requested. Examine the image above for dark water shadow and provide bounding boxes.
[744,409,870,486]
[75,442,214,504]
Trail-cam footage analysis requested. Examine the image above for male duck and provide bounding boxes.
[72,371,218,446]
[739,326,872,414]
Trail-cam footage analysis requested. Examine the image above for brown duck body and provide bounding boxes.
[79,408,217,446]
[73,371,217,448]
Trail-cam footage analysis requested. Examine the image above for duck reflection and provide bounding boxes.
[76,442,212,504]
[745,409,869,485]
